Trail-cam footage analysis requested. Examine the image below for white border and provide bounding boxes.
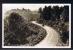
[2,3,71,48]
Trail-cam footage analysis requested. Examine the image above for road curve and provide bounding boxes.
[31,21,60,47]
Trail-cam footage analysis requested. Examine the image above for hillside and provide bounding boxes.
[5,9,40,21]
[4,12,47,46]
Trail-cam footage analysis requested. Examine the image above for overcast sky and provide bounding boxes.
[2,4,69,12]
[2,4,70,12]
[2,4,70,19]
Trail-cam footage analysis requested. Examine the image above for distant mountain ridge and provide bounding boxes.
[5,9,40,21]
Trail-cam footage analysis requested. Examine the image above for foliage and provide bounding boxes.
[4,12,47,46]
[38,6,69,45]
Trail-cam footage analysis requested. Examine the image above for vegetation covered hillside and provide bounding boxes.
[4,12,46,46]
[38,6,69,45]
[5,8,40,21]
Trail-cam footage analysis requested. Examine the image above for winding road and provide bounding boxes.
[31,21,60,47]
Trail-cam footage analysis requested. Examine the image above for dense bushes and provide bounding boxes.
[4,12,47,46]
[38,6,69,45]
[38,6,69,22]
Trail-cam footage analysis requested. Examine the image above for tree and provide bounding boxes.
[64,6,69,22]
[53,6,60,19]
[42,6,52,20]
[59,6,64,15]
[38,7,43,19]
[47,6,52,20]
[38,7,42,13]
[8,12,30,41]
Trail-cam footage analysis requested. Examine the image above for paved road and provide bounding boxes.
[31,21,60,47]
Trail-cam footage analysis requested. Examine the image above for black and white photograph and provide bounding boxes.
[2,4,71,48]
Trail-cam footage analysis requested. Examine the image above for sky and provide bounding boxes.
[2,4,70,19]
[2,4,69,12]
